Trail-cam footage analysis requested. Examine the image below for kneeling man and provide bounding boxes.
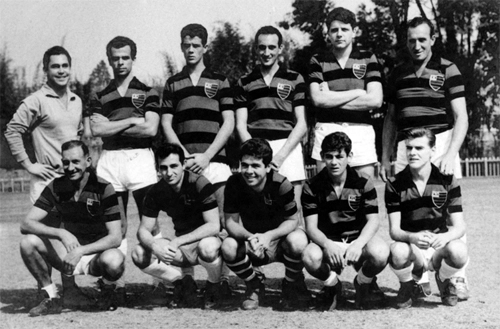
[302,132,389,310]
[132,143,223,309]
[20,140,125,316]
[386,128,468,308]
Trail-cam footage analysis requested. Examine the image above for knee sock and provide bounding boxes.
[283,253,303,282]
[198,256,222,284]
[42,283,59,299]
[226,255,255,281]
[221,261,231,281]
[324,271,339,287]
[181,266,194,278]
[439,260,461,280]
[414,270,429,284]
[141,262,182,283]
[391,263,414,283]
[356,268,373,285]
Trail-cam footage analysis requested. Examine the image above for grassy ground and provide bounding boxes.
[1,177,499,328]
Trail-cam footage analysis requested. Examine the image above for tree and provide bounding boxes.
[0,47,18,119]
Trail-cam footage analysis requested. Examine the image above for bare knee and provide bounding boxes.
[99,249,125,279]
[132,244,150,269]
[302,244,323,272]
[20,234,44,256]
[365,238,390,267]
[221,237,239,262]
[390,242,412,268]
[198,237,221,262]
[284,230,308,256]
[445,240,468,267]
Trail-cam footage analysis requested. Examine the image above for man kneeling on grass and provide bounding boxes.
[131,143,223,309]
[20,140,125,316]
[301,132,389,310]
[385,127,469,308]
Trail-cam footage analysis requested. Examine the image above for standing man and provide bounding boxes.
[20,141,125,316]
[301,132,389,310]
[380,17,469,298]
[385,128,468,308]
[131,143,223,309]
[161,24,234,292]
[235,26,307,220]
[221,139,310,310]
[308,7,383,178]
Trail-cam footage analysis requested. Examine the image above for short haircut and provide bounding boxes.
[404,127,436,148]
[43,46,71,71]
[61,140,89,156]
[326,7,357,30]
[155,143,185,165]
[321,132,352,156]
[181,24,208,46]
[407,16,435,38]
[239,138,273,166]
[106,36,137,60]
[255,26,283,46]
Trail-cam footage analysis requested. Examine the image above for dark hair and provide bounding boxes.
[155,143,185,165]
[239,138,273,166]
[407,16,435,38]
[326,7,357,30]
[255,26,283,46]
[321,132,352,156]
[43,46,71,71]
[405,127,436,148]
[181,24,208,46]
[61,140,89,156]
[106,36,137,60]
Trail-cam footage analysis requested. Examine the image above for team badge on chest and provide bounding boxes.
[205,82,219,98]
[348,194,361,211]
[86,198,100,216]
[352,64,367,79]
[429,74,445,91]
[277,83,291,100]
[432,191,447,208]
[131,94,146,108]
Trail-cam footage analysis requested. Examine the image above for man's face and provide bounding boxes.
[158,154,185,188]
[108,46,133,77]
[181,36,206,66]
[240,155,269,190]
[328,20,357,50]
[62,147,91,181]
[256,34,282,68]
[405,136,435,170]
[407,23,435,62]
[45,54,71,90]
[322,149,351,178]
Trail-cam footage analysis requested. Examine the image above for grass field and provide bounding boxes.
[1,177,499,328]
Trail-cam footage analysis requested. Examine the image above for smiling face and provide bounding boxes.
[256,34,282,68]
[405,136,435,171]
[181,36,206,67]
[240,155,269,191]
[322,149,351,179]
[62,146,91,181]
[407,23,435,63]
[45,54,71,90]
[158,153,185,188]
[108,45,133,78]
[328,20,357,51]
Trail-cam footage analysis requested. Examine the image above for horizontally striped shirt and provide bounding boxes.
[85,77,160,150]
[34,170,121,245]
[308,49,382,124]
[142,171,217,236]
[387,53,465,140]
[224,171,297,234]
[302,166,378,241]
[385,164,463,233]
[234,63,306,140]
[162,67,233,163]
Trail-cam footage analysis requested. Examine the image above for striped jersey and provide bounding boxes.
[385,164,463,233]
[86,77,160,150]
[308,49,382,124]
[387,53,465,140]
[224,170,297,234]
[234,63,306,140]
[142,171,217,236]
[302,166,379,241]
[162,67,233,163]
[34,170,121,245]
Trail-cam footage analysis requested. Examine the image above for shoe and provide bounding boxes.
[220,280,233,299]
[147,282,168,305]
[180,275,199,308]
[396,280,416,309]
[203,281,219,310]
[29,291,62,317]
[435,273,458,306]
[451,277,470,300]
[324,280,343,311]
[280,276,312,310]
[63,285,96,309]
[242,275,264,311]
[114,287,127,307]
[354,276,373,309]
[167,279,183,308]
[97,279,118,311]
[368,276,386,301]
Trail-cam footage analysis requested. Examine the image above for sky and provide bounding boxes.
[0,0,374,85]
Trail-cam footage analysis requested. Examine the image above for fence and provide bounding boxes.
[1,157,500,193]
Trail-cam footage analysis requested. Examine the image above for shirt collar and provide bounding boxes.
[41,83,76,101]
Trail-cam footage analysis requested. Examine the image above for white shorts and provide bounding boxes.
[30,172,63,204]
[268,139,306,182]
[201,162,232,185]
[312,122,377,167]
[396,129,462,178]
[97,148,158,192]
[72,238,127,276]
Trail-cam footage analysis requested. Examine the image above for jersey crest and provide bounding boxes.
[432,190,447,208]
[131,94,146,108]
[205,82,219,98]
[352,64,367,79]
[86,198,100,216]
[429,74,445,91]
[277,83,291,100]
[348,194,361,211]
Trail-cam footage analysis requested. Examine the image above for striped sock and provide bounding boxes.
[283,253,303,282]
[226,255,255,281]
